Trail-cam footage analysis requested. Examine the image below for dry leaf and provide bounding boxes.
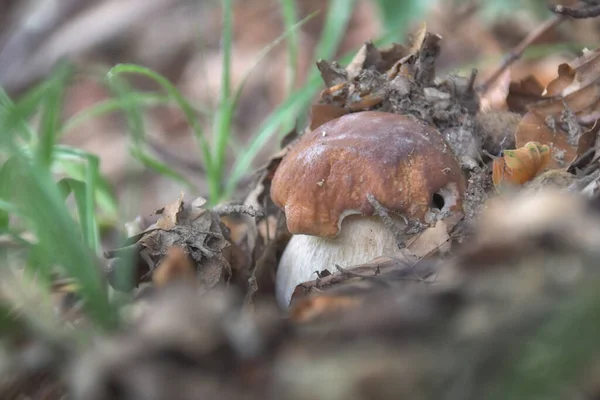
[404,220,451,258]
[552,48,600,97]
[529,82,600,117]
[104,195,237,293]
[152,246,196,288]
[290,295,362,323]
[408,22,428,56]
[155,192,185,230]
[316,59,347,88]
[544,63,576,97]
[479,68,510,112]
[345,41,380,81]
[523,48,600,122]
[568,119,600,171]
[516,111,577,168]
[506,75,545,113]
[492,141,551,187]
[288,251,435,322]
[309,104,349,130]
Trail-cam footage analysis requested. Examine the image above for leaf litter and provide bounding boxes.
[12,12,600,400]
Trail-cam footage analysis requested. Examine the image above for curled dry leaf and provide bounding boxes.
[515,109,600,171]
[104,195,243,293]
[309,104,348,130]
[506,75,545,113]
[544,63,576,97]
[152,246,196,288]
[515,111,577,168]
[452,189,600,273]
[515,48,600,123]
[547,48,600,97]
[506,48,600,126]
[531,82,600,118]
[288,251,437,323]
[479,68,511,112]
[492,141,551,188]
[310,25,478,131]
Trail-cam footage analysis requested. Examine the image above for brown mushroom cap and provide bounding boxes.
[270,111,467,238]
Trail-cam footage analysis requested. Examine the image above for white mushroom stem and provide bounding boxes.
[275,215,402,308]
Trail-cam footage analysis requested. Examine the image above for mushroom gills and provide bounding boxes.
[275,215,403,307]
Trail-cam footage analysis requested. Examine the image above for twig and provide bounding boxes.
[366,193,406,249]
[334,264,428,284]
[550,3,600,19]
[335,264,381,278]
[477,14,566,95]
[211,204,264,218]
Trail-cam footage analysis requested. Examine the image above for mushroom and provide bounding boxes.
[270,111,467,307]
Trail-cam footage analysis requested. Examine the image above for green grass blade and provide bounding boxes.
[0,157,20,229]
[212,9,315,204]
[37,64,71,167]
[372,0,425,44]
[220,0,233,102]
[0,82,118,329]
[61,93,185,137]
[105,75,146,146]
[313,0,357,62]
[14,156,117,330]
[223,81,318,199]
[130,146,195,190]
[282,0,357,132]
[211,0,234,204]
[0,83,55,148]
[53,146,119,221]
[57,178,93,247]
[106,64,213,177]
[279,0,300,96]
[0,198,21,217]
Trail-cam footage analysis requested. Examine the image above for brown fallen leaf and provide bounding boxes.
[309,104,349,130]
[152,246,196,288]
[290,295,362,323]
[522,48,600,122]
[506,75,545,113]
[155,192,186,230]
[104,195,240,293]
[544,63,576,96]
[515,111,577,168]
[288,252,435,322]
[568,119,600,171]
[345,41,380,81]
[549,48,600,97]
[529,82,600,117]
[479,68,511,112]
[492,141,551,188]
[404,220,451,258]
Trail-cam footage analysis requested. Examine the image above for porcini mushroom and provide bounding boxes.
[270,111,467,307]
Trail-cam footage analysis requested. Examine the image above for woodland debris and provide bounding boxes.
[492,141,551,188]
[311,24,480,136]
[70,190,600,400]
[550,1,600,19]
[104,193,245,293]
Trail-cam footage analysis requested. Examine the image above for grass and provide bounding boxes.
[1,0,599,398]
[0,0,423,335]
[0,0,574,335]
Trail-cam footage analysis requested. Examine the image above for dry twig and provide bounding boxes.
[550,1,600,19]
[477,14,566,95]
[366,193,406,249]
